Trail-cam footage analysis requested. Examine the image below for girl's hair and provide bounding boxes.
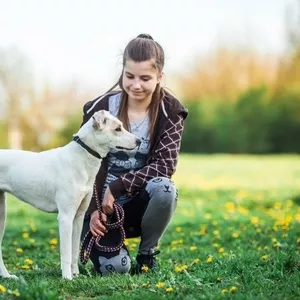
[107,33,165,143]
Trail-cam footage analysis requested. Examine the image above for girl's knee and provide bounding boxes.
[146,177,177,206]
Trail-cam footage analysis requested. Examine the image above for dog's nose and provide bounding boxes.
[136,138,141,146]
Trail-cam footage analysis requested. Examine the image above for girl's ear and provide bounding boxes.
[157,72,164,83]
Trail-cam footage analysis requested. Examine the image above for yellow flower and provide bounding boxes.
[216,277,222,282]
[213,230,220,235]
[166,287,173,293]
[230,286,237,293]
[141,265,149,272]
[124,240,129,246]
[190,246,197,251]
[25,258,33,265]
[218,247,225,253]
[232,233,239,238]
[206,256,213,263]
[181,265,188,271]
[251,216,259,225]
[176,227,182,232]
[204,213,212,219]
[261,254,269,261]
[193,258,200,264]
[221,289,228,294]
[0,285,6,293]
[12,241,18,246]
[175,266,182,273]
[16,248,23,253]
[212,220,218,226]
[21,265,30,270]
[49,238,58,246]
[12,289,20,297]
[156,282,165,288]
[22,232,29,239]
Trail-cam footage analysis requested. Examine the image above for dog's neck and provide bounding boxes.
[74,123,109,159]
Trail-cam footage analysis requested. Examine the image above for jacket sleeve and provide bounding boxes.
[109,114,184,199]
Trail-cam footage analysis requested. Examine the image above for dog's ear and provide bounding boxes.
[92,110,107,131]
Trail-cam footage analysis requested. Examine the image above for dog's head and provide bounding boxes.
[89,110,140,153]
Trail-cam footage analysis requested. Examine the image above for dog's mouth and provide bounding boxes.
[115,146,137,150]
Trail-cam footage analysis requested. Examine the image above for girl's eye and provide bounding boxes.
[115,126,122,132]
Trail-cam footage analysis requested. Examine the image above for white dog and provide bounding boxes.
[0,110,140,280]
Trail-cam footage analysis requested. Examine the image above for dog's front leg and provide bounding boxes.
[71,194,92,277]
[58,212,74,280]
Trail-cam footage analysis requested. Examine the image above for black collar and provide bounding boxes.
[73,136,102,159]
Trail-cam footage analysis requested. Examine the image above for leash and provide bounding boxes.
[79,184,126,265]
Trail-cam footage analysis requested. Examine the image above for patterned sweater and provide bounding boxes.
[81,90,188,216]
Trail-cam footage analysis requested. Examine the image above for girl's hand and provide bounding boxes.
[89,210,108,237]
[102,186,115,215]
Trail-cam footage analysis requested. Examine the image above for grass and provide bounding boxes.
[0,154,300,299]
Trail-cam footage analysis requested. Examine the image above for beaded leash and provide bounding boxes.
[79,184,125,264]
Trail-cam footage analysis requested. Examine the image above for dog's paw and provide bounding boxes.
[62,275,73,280]
[1,274,19,280]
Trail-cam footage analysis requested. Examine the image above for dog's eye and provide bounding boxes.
[115,126,122,132]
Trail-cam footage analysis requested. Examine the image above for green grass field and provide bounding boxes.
[0,154,300,299]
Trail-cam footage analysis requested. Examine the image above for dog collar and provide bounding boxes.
[73,136,102,159]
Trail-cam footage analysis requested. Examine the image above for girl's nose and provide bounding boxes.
[132,80,141,89]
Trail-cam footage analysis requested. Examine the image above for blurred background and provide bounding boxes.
[0,0,299,154]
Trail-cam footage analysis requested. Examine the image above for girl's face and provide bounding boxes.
[122,59,162,104]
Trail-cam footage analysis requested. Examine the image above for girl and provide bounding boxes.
[80,33,188,275]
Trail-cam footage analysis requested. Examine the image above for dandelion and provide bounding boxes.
[22,232,29,239]
[12,241,18,246]
[25,258,33,265]
[232,233,239,238]
[12,289,20,297]
[213,230,220,235]
[175,266,182,273]
[21,265,30,270]
[225,202,235,213]
[141,265,149,272]
[207,256,213,263]
[166,287,173,293]
[218,247,224,253]
[221,289,228,294]
[193,258,200,264]
[176,227,182,232]
[273,242,281,249]
[251,216,259,225]
[49,238,58,246]
[16,248,23,253]
[190,246,197,251]
[230,286,237,293]
[261,254,269,261]
[204,213,212,219]
[0,285,6,293]
[156,282,165,288]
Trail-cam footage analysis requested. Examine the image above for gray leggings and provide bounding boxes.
[81,176,177,275]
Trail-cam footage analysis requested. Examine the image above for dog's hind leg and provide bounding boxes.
[71,193,92,277]
[0,192,18,279]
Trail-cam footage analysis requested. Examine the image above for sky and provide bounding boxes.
[0,0,294,94]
